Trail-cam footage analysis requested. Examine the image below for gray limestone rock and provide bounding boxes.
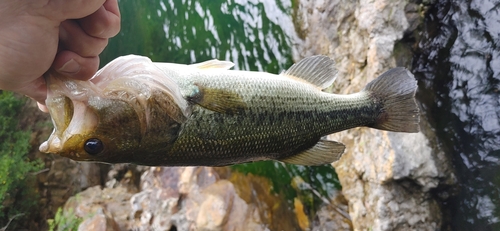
[295,0,456,230]
[63,167,275,231]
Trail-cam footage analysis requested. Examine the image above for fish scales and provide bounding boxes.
[40,55,420,166]
[158,69,381,166]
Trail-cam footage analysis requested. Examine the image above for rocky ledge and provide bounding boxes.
[60,166,351,230]
[294,0,456,230]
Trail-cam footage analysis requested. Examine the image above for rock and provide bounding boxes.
[63,166,305,230]
[295,0,408,90]
[295,0,456,230]
[64,185,134,231]
[225,171,306,231]
[77,207,120,231]
[129,167,269,231]
[129,167,183,230]
[40,157,105,216]
[312,193,352,231]
[195,180,233,229]
[294,198,310,230]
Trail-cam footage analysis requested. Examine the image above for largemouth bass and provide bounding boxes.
[39,55,419,166]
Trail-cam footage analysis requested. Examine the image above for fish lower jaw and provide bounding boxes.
[39,136,62,154]
[39,142,89,161]
[39,141,50,153]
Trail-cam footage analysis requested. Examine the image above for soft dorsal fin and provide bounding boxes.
[281,55,338,89]
[280,139,346,165]
[190,59,235,70]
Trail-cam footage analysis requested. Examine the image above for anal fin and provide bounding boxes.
[280,140,346,166]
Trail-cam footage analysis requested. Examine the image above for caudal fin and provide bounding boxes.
[364,67,420,133]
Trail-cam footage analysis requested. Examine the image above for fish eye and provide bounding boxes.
[84,138,104,155]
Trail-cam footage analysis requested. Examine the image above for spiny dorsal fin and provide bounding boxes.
[190,59,235,70]
[281,55,338,89]
[187,84,247,114]
[280,139,346,166]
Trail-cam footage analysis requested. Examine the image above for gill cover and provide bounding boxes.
[40,55,190,162]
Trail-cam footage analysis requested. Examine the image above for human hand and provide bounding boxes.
[0,0,120,110]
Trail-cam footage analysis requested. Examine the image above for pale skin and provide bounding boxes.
[0,0,120,111]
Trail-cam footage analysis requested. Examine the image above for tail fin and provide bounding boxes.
[364,67,420,133]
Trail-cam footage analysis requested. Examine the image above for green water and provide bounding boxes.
[102,0,296,72]
[101,0,340,213]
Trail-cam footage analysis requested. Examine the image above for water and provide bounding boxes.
[413,0,500,229]
[102,0,296,72]
[101,0,340,217]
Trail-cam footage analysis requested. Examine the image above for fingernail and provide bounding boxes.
[58,59,81,74]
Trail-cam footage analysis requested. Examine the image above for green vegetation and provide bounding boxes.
[0,91,43,229]
[47,207,83,231]
[232,161,341,215]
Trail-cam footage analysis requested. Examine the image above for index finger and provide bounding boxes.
[78,0,121,38]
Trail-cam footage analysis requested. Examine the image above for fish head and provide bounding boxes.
[39,72,145,162]
[40,55,190,164]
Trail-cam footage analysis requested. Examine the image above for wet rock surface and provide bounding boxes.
[295,0,456,230]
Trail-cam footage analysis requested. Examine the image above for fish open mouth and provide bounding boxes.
[39,71,100,155]
[39,55,192,159]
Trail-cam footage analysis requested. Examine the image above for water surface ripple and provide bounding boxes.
[413,0,500,229]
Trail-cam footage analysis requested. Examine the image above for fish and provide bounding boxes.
[39,55,420,166]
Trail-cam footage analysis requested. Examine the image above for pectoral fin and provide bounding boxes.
[188,85,247,114]
[281,140,346,165]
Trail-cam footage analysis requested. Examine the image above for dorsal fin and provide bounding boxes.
[281,55,338,89]
[190,59,235,70]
